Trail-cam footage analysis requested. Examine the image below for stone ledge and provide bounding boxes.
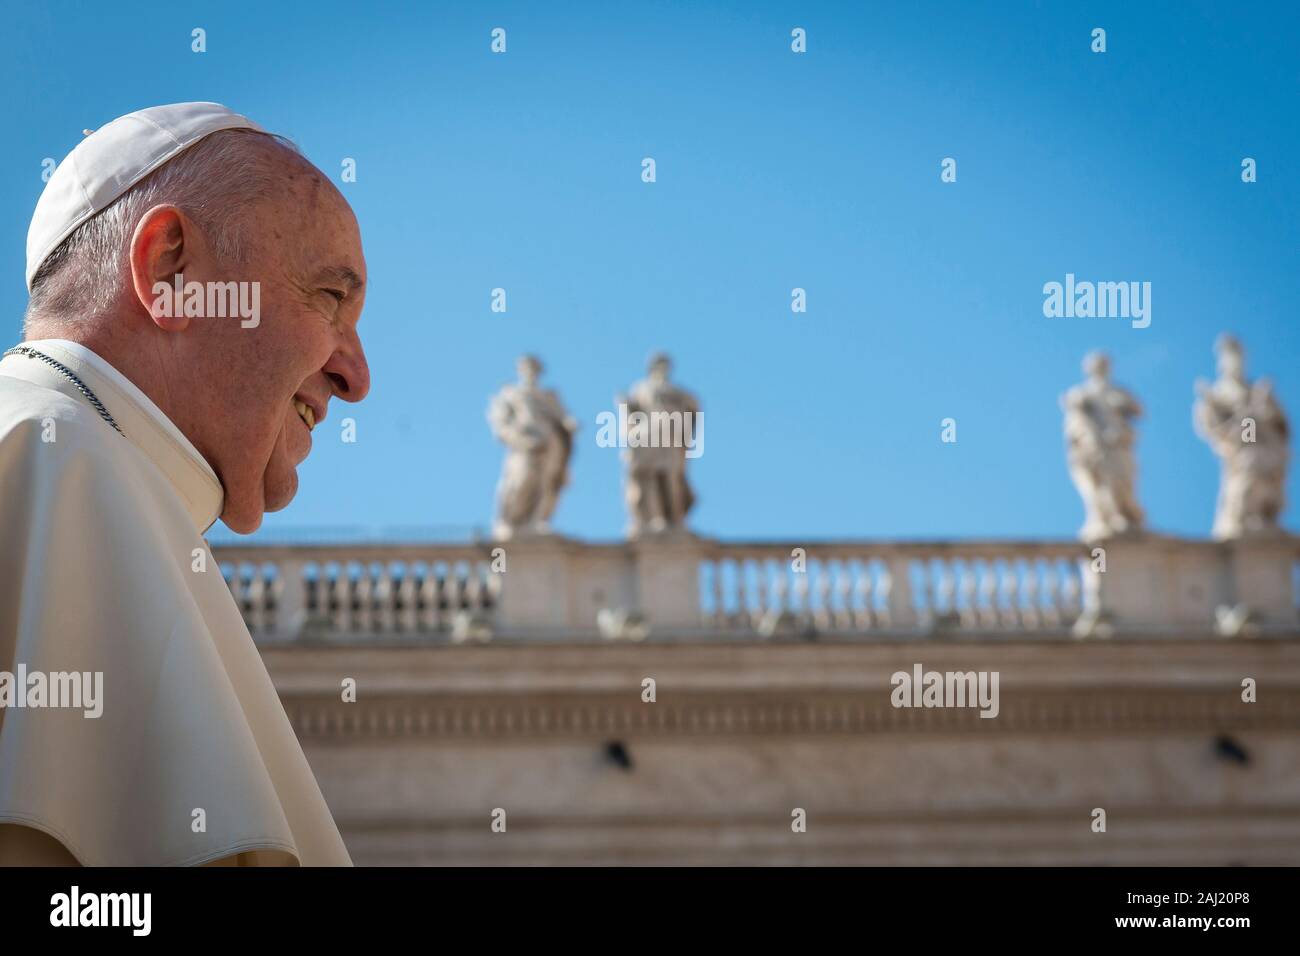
[334,808,1300,865]
[263,639,1300,694]
[283,687,1300,740]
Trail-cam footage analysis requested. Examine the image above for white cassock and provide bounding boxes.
[0,339,351,866]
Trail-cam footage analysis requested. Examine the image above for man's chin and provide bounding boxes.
[263,471,299,514]
[220,507,264,535]
[218,465,297,534]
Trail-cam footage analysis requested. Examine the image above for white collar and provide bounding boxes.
[4,338,224,532]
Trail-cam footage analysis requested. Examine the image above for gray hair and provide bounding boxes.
[24,128,302,332]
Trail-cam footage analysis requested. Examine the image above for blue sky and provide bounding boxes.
[3,1,1298,543]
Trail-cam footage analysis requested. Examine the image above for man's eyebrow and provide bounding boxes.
[316,265,365,291]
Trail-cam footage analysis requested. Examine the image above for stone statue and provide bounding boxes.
[620,352,700,536]
[487,355,577,539]
[1061,351,1145,541]
[1194,334,1289,539]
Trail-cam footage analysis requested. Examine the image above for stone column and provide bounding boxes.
[274,556,308,641]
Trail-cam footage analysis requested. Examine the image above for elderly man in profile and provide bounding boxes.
[0,103,368,865]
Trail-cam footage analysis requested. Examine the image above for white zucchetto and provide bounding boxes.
[27,102,263,290]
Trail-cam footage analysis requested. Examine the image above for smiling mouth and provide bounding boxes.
[293,399,316,431]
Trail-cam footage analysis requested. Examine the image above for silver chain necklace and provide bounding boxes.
[3,345,124,435]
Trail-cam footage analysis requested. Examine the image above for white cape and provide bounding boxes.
[0,341,351,865]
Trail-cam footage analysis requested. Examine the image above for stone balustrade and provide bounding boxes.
[698,540,1087,634]
[214,533,1300,643]
[216,543,500,642]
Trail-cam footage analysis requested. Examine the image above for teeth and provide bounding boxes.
[294,399,315,430]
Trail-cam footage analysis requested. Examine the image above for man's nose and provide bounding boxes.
[324,334,370,403]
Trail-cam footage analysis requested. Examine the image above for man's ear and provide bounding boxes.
[129,204,194,332]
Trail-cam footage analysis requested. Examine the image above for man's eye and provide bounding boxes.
[323,288,346,303]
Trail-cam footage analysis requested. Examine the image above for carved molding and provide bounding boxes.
[284,688,1300,741]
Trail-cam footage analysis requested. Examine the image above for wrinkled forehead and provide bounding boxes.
[270,158,365,279]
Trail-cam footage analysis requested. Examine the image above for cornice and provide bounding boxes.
[282,687,1300,741]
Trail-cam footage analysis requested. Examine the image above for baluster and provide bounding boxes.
[246,568,266,634]
[397,565,419,632]
[734,560,749,628]
[919,559,936,621]
[275,558,306,639]
[374,564,396,631]
[430,562,446,630]
[979,559,999,628]
[1061,557,1082,620]
[755,560,770,626]
[793,560,810,614]
[330,566,350,633]
[447,561,464,627]
[465,562,484,612]
[450,562,468,614]
[834,561,854,630]
[1022,560,1041,629]
[434,562,453,630]
[418,566,439,631]
[937,561,956,619]
[814,562,831,630]
[884,555,915,628]
[485,560,504,609]
[1042,559,1061,627]
[353,564,374,633]
[774,559,791,612]
[712,561,726,627]
[303,571,320,631]
[856,561,875,629]
[960,560,978,628]
[1001,561,1022,628]
[262,563,276,631]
